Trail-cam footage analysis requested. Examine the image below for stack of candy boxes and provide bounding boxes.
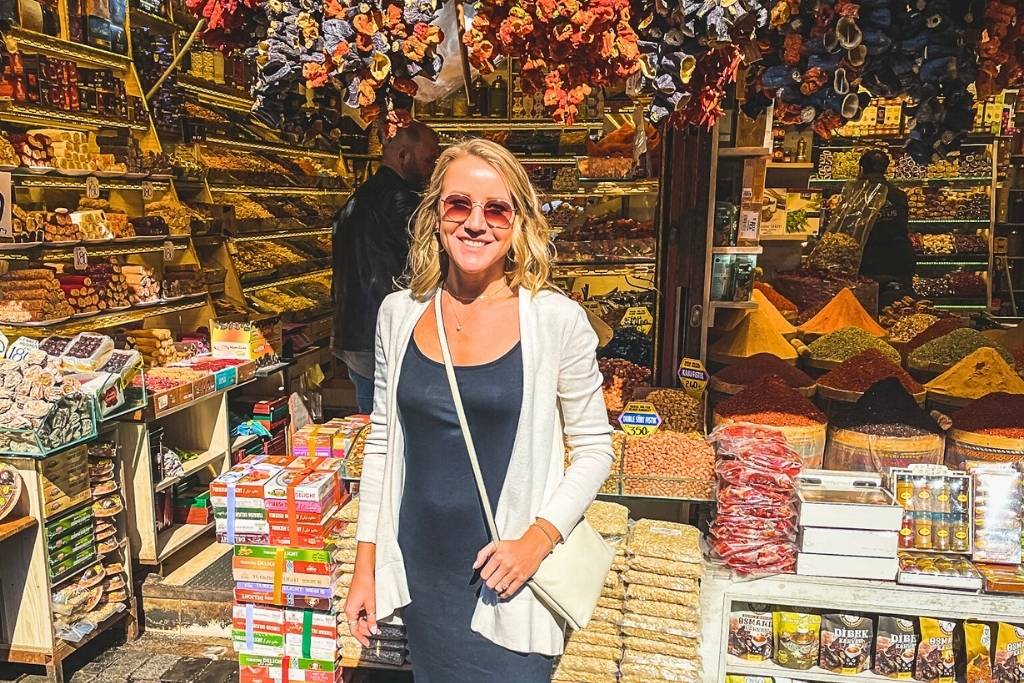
[211,455,350,683]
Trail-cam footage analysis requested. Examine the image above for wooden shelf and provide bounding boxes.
[153,449,227,493]
[718,147,771,158]
[767,161,813,169]
[0,297,207,337]
[6,28,132,71]
[1,102,148,131]
[152,521,214,565]
[209,184,350,197]
[12,174,172,192]
[711,246,762,255]
[204,135,341,161]
[0,516,35,544]
[1,239,189,262]
[229,228,332,242]
[242,268,332,294]
[726,657,891,682]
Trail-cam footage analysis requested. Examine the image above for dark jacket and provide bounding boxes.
[333,166,421,353]
[860,179,915,282]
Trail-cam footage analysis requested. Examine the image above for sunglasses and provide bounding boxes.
[440,194,515,229]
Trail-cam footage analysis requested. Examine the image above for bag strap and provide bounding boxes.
[433,289,502,543]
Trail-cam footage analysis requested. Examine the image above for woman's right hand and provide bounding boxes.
[344,542,379,647]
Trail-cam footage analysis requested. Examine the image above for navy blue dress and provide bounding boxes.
[397,339,553,683]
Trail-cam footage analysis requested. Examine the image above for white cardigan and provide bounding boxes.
[356,287,614,656]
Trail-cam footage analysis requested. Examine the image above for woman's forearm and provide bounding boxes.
[355,541,376,573]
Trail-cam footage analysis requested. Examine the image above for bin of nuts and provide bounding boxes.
[564,431,624,495]
[632,387,705,434]
[622,431,715,500]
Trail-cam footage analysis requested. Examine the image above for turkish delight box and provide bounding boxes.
[264,469,340,511]
[237,653,342,683]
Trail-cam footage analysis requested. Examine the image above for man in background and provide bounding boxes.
[333,121,440,413]
[858,149,915,306]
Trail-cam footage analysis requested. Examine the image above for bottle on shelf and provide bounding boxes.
[489,75,507,119]
[451,88,469,118]
[796,137,808,162]
[472,78,489,118]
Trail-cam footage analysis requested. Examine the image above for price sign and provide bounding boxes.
[619,306,654,335]
[0,331,8,357]
[738,208,760,242]
[162,240,175,261]
[85,176,100,199]
[994,237,1008,255]
[5,337,38,362]
[227,241,238,255]
[677,357,709,400]
[73,246,88,270]
[0,171,11,239]
[618,401,662,437]
[142,181,155,201]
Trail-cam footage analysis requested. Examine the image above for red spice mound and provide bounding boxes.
[754,282,798,313]
[818,349,924,394]
[714,353,814,389]
[950,392,1024,439]
[716,375,827,427]
[904,316,967,358]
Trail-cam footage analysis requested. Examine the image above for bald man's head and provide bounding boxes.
[382,120,440,190]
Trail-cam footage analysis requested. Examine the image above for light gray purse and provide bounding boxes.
[433,290,613,630]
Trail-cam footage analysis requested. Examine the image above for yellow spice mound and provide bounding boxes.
[752,289,798,338]
[709,306,799,364]
[925,347,1024,400]
[798,287,887,338]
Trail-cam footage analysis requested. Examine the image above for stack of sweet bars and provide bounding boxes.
[211,455,350,683]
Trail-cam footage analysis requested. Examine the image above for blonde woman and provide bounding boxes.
[343,138,613,681]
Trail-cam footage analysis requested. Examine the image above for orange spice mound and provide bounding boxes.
[798,287,887,338]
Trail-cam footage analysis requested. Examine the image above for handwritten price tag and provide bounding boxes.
[74,246,88,270]
[85,176,100,199]
[142,181,155,201]
[619,306,654,335]
[162,240,175,261]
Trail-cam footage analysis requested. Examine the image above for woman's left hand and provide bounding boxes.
[474,527,552,600]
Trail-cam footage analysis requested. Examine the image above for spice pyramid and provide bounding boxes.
[924,347,1024,401]
[752,289,798,339]
[798,287,887,338]
[709,304,799,365]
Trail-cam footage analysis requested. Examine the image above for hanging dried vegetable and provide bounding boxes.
[743,0,982,162]
[246,0,444,134]
[976,0,1024,97]
[634,0,767,128]
[185,0,266,51]
[465,0,641,124]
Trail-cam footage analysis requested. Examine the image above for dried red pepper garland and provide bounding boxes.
[185,0,265,52]
[465,0,641,124]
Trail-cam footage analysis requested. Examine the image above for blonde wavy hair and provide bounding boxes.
[407,138,554,300]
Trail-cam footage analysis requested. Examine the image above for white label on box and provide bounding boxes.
[796,552,899,581]
[800,527,898,558]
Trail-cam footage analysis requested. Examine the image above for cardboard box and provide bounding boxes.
[796,552,899,581]
[233,545,334,566]
[216,518,271,535]
[233,587,338,611]
[800,527,898,558]
[264,470,340,510]
[237,653,341,683]
[232,568,339,589]
[232,555,334,576]
[797,487,904,532]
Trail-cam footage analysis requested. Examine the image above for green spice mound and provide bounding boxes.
[907,328,1013,370]
[807,326,901,365]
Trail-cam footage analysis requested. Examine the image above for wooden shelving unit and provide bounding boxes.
[119,391,231,569]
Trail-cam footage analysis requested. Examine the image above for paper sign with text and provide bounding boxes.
[618,401,662,437]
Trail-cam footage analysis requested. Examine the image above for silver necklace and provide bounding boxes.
[444,284,511,332]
